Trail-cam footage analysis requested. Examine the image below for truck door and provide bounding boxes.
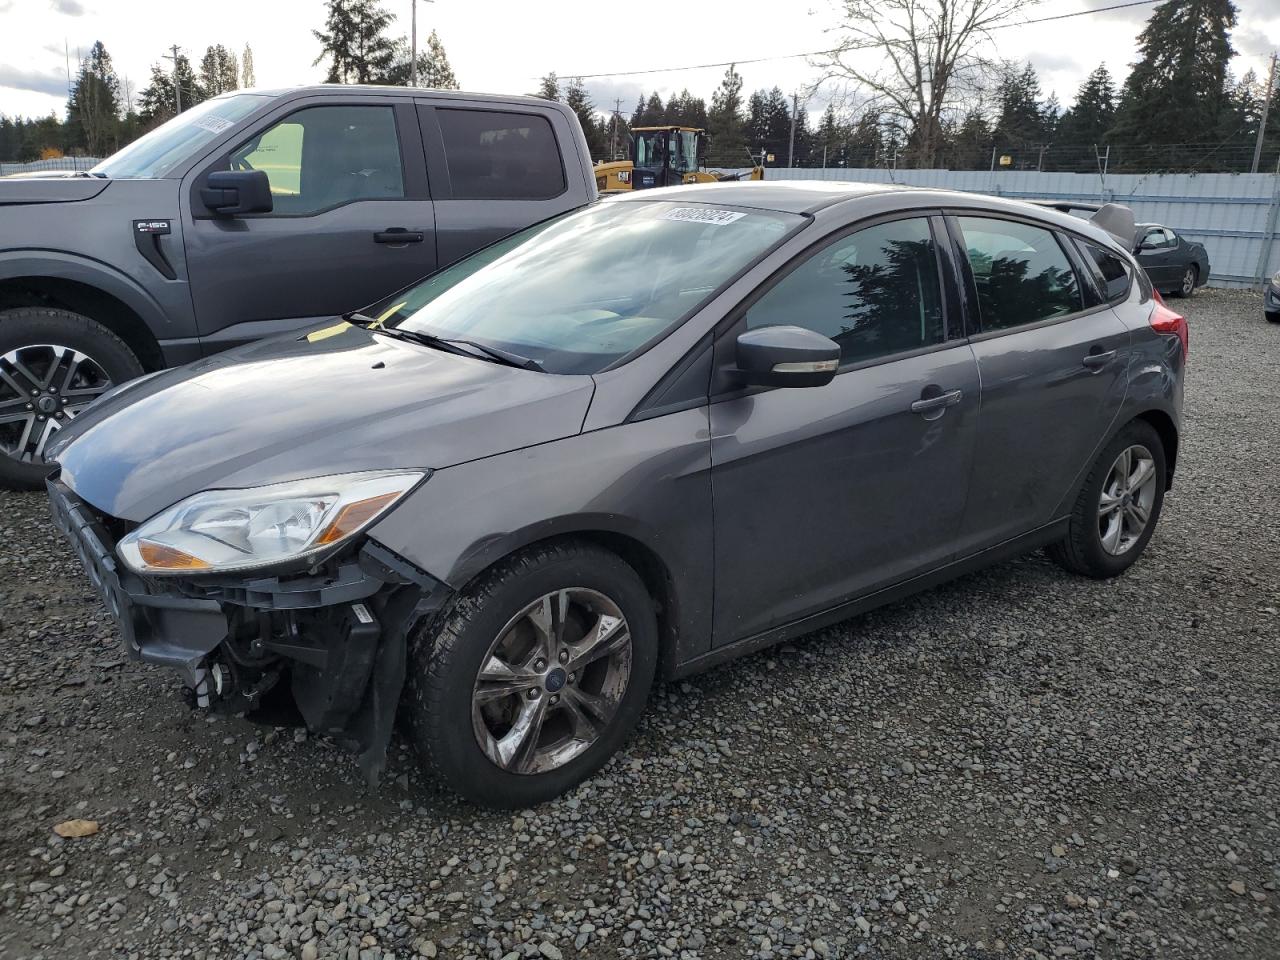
[417,102,586,267]
[183,95,435,350]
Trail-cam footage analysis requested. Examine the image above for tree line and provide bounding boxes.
[540,0,1278,174]
[0,0,458,164]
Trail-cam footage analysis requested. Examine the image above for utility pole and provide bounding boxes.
[784,92,798,168]
[410,0,417,87]
[1252,51,1278,175]
[163,44,182,113]
[610,97,623,159]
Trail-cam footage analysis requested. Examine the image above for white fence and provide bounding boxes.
[1,156,102,177]
[761,168,1280,289]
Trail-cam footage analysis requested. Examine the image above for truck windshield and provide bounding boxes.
[91,94,270,179]
[364,200,804,375]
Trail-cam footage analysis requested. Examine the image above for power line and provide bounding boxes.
[548,0,1166,80]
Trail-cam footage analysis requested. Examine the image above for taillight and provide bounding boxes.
[1149,299,1188,359]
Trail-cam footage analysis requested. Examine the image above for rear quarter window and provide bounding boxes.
[1075,239,1132,304]
[436,108,566,201]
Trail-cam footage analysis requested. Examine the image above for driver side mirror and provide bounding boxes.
[734,325,840,388]
[200,170,273,216]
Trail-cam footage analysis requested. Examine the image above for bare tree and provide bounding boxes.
[814,0,1029,168]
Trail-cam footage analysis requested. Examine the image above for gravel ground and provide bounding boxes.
[1,288,1277,960]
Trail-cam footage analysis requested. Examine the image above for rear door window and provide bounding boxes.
[955,217,1083,331]
[436,108,566,200]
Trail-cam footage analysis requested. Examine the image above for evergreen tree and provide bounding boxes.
[66,42,121,156]
[199,44,239,96]
[385,29,458,87]
[313,0,398,85]
[707,64,746,166]
[241,44,256,88]
[562,77,605,158]
[534,73,560,101]
[643,92,664,125]
[993,63,1047,157]
[1056,65,1117,147]
[815,104,843,166]
[1109,0,1238,150]
[946,108,993,169]
[137,63,176,124]
[630,93,648,127]
[172,53,205,111]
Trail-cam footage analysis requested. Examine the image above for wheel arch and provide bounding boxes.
[0,275,166,372]
[1134,408,1178,489]
[448,527,684,678]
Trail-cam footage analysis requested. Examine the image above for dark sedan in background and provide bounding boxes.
[1134,222,1210,298]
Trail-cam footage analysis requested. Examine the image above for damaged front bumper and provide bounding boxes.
[47,476,452,783]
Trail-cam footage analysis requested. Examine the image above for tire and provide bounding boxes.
[406,541,658,808]
[1266,311,1280,325]
[0,307,143,490]
[1048,419,1167,579]
[1175,264,1197,298]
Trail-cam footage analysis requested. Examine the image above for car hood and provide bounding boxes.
[0,176,110,204]
[50,322,596,522]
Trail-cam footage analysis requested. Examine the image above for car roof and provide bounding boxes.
[608,179,914,214]
[607,180,1130,247]
[235,85,560,110]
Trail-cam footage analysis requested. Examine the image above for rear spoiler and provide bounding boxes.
[1027,200,1136,250]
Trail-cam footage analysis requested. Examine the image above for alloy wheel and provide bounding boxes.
[471,587,632,775]
[1098,443,1157,556]
[0,344,114,464]
[1181,267,1195,296]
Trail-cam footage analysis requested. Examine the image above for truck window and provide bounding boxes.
[228,105,404,215]
[436,109,566,201]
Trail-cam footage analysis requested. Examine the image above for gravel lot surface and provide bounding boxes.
[1,289,1277,960]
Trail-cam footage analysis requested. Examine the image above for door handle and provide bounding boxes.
[910,388,963,415]
[1082,349,1116,370]
[374,228,425,244]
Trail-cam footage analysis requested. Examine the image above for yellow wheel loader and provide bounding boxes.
[595,126,764,193]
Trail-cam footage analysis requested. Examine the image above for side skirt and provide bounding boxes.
[671,519,1069,680]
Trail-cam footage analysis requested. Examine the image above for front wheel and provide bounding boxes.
[406,541,658,807]
[0,307,143,489]
[1048,420,1167,579]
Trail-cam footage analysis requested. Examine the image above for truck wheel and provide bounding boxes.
[406,541,658,808]
[0,307,143,490]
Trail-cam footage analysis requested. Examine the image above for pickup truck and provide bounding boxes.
[0,86,597,487]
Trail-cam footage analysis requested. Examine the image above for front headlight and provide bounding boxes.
[118,470,425,575]
[1272,270,1280,287]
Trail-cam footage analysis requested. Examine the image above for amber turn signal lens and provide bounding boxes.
[314,491,401,545]
[137,540,212,570]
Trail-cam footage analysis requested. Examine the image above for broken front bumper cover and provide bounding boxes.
[47,476,452,783]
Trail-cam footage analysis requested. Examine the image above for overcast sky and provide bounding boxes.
[1,0,1277,124]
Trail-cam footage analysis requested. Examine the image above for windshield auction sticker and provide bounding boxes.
[661,207,746,226]
[193,115,235,133]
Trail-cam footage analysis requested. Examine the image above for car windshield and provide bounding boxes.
[364,200,804,374]
[91,94,270,179]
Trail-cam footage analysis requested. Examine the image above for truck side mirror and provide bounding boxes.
[200,170,273,216]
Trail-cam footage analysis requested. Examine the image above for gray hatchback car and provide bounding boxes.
[46,181,1186,807]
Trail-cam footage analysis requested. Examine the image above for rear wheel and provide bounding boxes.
[406,541,658,807]
[0,307,143,490]
[1048,420,1167,579]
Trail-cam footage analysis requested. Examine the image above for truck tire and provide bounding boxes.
[0,307,143,490]
[406,541,658,808]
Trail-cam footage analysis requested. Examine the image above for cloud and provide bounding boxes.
[0,63,68,97]
[49,0,85,14]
